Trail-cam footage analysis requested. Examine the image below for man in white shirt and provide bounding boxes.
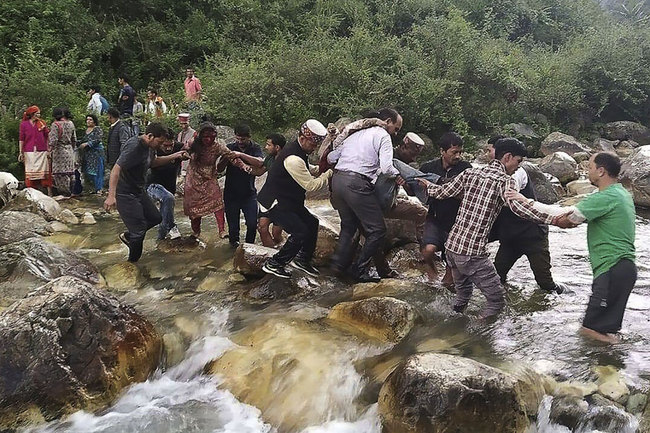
[327,108,403,283]
[86,85,103,115]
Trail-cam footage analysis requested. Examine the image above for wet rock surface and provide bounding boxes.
[245,274,302,301]
[550,395,589,430]
[233,243,275,276]
[0,276,162,430]
[328,296,416,343]
[0,211,49,246]
[0,237,99,307]
[378,353,529,433]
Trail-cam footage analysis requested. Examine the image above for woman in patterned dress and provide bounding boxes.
[18,106,52,195]
[78,113,105,193]
[183,122,241,239]
[48,107,77,196]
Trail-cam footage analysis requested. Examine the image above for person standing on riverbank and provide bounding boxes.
[103,123,186,262]
[509,152,636,343]
[418,138,560,319]
[18,106,53,196]
[48,107,77,197]
[258,119,332,278]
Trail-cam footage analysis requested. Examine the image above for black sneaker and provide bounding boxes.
[542,283,566,295]
[453,303,467,313]
[262,261,292,279]
[119,232,130,247]
[290,260,320,277]
[355,272,380,283]
[229,241,240,249]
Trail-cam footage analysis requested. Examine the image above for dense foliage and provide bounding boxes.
[2,0,650,176]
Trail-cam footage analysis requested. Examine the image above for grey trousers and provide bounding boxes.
[447,250,505,317]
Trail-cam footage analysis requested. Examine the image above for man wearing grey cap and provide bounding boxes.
[258,119,333,278]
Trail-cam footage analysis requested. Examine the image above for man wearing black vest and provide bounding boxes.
[487,136,566,294]
[257,120,332,278]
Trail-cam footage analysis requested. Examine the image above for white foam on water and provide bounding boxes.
[25,308,274,433]
[299,404,381,433]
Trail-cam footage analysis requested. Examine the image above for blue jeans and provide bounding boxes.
[224,194,258,244]
[146,183,176,240]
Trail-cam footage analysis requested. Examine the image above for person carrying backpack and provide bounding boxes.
[87,85,110,115]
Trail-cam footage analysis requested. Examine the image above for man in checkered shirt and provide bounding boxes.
[418,138,564,319]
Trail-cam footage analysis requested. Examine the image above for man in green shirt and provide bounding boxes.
[509,152,636,343]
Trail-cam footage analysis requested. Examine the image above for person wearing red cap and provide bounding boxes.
[257,119,333,278]
[18,106,52,195]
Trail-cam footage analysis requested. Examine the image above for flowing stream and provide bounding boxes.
[20,197,650,433]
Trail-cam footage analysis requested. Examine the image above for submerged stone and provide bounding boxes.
[233,243,274,276]
[0,276,162,430]
[102,262,143,291]
[549,395,589,430]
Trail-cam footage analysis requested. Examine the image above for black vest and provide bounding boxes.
[490,172,548,243]
[258,140,308,211]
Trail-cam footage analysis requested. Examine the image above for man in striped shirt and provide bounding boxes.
[418,138,563,319]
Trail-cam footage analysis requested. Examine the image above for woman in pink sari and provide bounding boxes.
[18,106,53,195]
[183,122,231,238]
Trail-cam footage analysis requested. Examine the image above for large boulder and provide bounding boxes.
[245,275,301,301]
[0,237,99,307]
[538,152,579,184]
[593,138,618,153]
[541,132,591,156]
[620,146,650,208]
[379,353,530,433]
[603,121,650,145]
[616,140,638,158]
[549,396,589,430]
[0,172,19,207]
[206,318,369,431]
[5,188,62,221]
[0,211,49,246]
[0,276,162,430]
[327,296,416,343]
[521,162,562,204]
[313,218,339,265]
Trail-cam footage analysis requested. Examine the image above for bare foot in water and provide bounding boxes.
[579,326,620,344]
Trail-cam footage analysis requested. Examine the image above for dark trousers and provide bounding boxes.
[116,192,162,262]
[583,258,636,334]
[330,171,386,276]
[224,194,258,244]
[267,205,319,266]
[494,236,556,291]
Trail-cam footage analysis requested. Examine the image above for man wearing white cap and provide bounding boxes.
[177,113,195,174]
[257,119,333,278]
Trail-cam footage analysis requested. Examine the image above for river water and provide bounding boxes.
[21,198,650,433]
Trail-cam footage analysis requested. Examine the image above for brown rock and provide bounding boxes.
[620,145,650,208]
[0,276,161,430]
[538,152,579,184]
[233,243,275,276]
[328,296,416,343]
[541,132,591,156]
[603,121,650,145]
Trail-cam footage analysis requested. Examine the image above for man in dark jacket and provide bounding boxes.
[257,120,332,278]
[420,132,472,285]
[106,107,133,168]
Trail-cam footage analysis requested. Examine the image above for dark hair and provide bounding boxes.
[488,135,506,145]
[166,127,175,140]
[89,84,101,93]
[234,124,251,137]
[365,107,400,123]
[145,122,167,138]
[494,137,527,160]
[266,133,286,149]
[190,123,217,155]
[53,107,65,121]
[107,107,120,119]
[86,113,99,125]
[64,108,73,120]
[148,89,158,95]
[439,132,464,151]
[593,152,621,177]
[118,73,130,83]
